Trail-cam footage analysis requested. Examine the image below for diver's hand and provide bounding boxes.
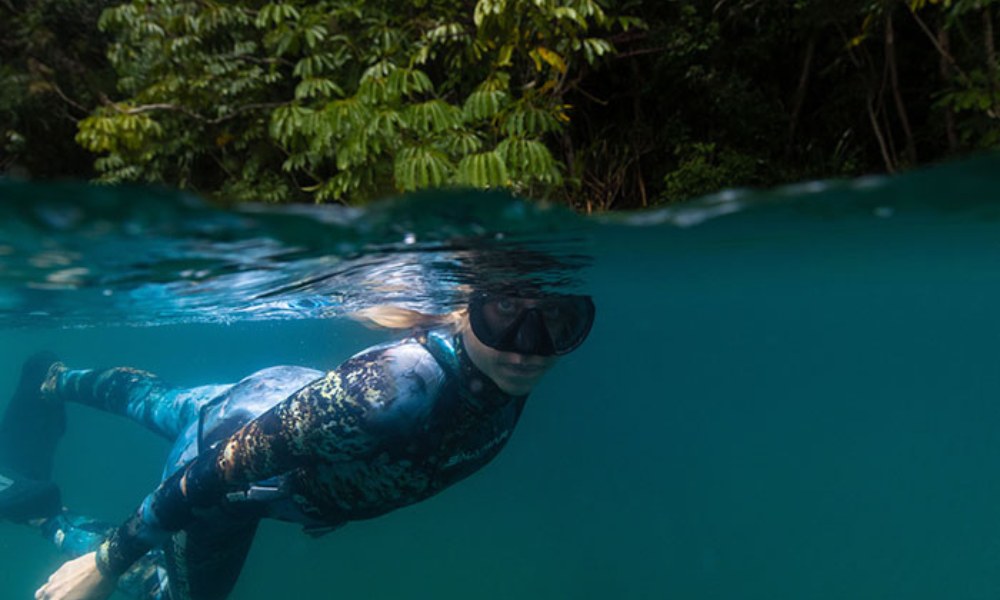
[35,552,116,600]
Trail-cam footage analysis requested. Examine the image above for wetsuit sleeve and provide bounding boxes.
[95,344,442,577]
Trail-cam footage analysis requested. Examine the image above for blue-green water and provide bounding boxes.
[4,156,1000,599]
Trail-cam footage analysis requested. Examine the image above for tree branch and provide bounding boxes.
[867,99,894,173]
[48,80,89,115]
[614,47,666,60]
[908,6,970,83]
[104,98,282,124]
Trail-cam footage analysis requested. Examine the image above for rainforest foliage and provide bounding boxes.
[3,0,1000,210]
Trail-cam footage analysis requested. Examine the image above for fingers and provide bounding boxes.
[35,573,55,600]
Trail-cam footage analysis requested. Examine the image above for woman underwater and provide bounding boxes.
[0,291,595,600]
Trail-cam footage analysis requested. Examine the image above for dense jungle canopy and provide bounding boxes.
[2,0,1000,211]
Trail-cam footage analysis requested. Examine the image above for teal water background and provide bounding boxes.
[4,157,1000,598]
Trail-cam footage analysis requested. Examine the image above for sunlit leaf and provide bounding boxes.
[456,150,508,187]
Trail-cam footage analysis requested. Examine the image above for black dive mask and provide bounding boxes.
[468,293,595,356]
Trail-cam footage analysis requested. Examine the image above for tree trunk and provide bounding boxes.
[787,34,817,156]
[984,5,999,117]
[630,56,647,209]
[886,12,917,164]
[636,161,647,208]
[868,86,895,173]
[938,20,959,151]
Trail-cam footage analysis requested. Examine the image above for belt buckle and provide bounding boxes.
[225,483,284,503]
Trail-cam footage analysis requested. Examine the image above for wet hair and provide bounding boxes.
[350,305,468,332]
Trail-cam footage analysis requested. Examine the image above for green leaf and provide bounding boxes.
[473,0,507,27]
[456,150,508,187]
[497,137,562,184]
[463,89,509,121]
[552,7,586,27]
[394,145,453,189]
[295,78,345,100]
[304,24,327,50]
[404,100,461,133]
[387,68,434,98]
[502,104,563,136]
[425,22,469,44]
[269,105,314,142]
[366,109,404,139]
[580,38,613,64]
[444,131,485,156]
[256,3,301,28]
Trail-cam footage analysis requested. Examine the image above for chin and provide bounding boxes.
[497,377,541,396]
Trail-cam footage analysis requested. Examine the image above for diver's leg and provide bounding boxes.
[37,512,170,600]
[0,352,64,522]
[0,352,64,479]
[43,364,232,441]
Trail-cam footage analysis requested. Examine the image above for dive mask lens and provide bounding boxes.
[468,294,595,356]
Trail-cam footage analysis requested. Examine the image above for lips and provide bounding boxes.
[499,363,547,377]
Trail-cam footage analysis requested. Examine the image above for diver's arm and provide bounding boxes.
[33,341,433,599]
[91,375,363,576]
[34,552,114,600]
[92,344,439,578]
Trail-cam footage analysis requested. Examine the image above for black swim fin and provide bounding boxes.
[0,351,64,521]
[0,466,61,523]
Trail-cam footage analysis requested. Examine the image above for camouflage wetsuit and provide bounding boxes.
[38,330,526,600]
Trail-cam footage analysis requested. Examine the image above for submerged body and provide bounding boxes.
[21,292,591,600]
[37,329,531,600]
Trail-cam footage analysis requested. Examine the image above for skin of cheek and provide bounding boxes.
[461,327,558,395]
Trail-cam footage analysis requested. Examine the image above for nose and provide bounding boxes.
[513,310,554,355]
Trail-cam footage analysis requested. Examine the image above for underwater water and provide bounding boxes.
[3,155,1000,599]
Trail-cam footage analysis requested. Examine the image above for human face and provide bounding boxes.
[467,293,595,356]
[461,324,559,396]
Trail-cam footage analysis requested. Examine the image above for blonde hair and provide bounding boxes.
[350,305,468,333]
